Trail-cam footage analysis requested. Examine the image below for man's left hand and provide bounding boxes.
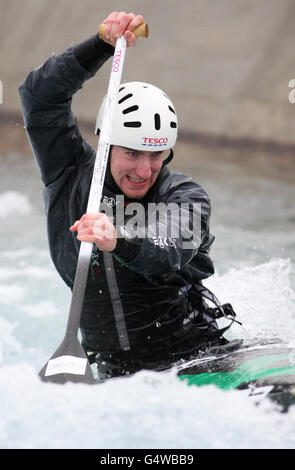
[101,11,145,47]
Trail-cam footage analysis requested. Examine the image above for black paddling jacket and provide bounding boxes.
[19,35,215,357]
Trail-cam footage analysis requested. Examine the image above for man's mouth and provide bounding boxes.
[127,176,148,185]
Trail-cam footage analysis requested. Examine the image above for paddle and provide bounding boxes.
[39,23,149,384]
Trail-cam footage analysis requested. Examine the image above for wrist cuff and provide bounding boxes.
[73,33,114,72]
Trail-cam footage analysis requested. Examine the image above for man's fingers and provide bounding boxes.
[94,218,114,238]
[103,11,119,41]
[73,213,114,239]
[124,30,136,46]
[69,214,105,232]
[116,11,131,37]
[69,220,80,232]
[101,11,144,46]
[81,213,105,221]
[124,14,144,47]
[127,14,144,32]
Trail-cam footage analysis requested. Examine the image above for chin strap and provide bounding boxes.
[162,149,174,166]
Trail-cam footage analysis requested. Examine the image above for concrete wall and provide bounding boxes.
[1,0,295,145]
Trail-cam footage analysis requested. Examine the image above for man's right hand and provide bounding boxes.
[101,11,145,47]
[70,213,117,252]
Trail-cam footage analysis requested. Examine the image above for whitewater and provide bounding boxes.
[0,150,295,449]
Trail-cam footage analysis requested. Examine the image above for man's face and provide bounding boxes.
[110,146,168,199]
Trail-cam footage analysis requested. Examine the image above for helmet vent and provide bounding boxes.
[124,121,142,128]
[154,113,161,130]
[170,122,177,128]
[169,105,176,114]
[123,105,139,115]
[118,93,133,104]
[119,87,125,92]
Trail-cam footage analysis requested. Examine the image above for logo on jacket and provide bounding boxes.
[153,237,177,248]
[102,195,117,208]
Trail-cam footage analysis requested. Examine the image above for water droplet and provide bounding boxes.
[98,289,103,294]
[156,322,161,328]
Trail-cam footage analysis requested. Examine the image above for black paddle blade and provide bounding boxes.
[39,335,95,385]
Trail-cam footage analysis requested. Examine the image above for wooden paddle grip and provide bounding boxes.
[98,23,149,40]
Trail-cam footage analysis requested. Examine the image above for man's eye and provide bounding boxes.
[127,151,138,157]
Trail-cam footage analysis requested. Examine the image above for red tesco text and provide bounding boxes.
[113,50,122,72]
[142,137,168,144]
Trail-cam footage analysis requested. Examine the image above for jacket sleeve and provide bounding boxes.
[112,172,214,276]
[18,35,114,186]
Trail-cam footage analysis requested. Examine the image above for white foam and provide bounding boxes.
[205,257,295,342]
[0,317,23,360]
[0,266,55,281]
[0,284,26,304]
[0,364,294,449]
[22,300,59,318]
[0,191,33,217]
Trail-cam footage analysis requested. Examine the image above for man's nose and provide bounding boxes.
[135,157,152,179]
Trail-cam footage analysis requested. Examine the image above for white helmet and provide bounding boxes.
[95,81,178,152]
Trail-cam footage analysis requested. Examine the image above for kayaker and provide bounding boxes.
[19,11,238,381]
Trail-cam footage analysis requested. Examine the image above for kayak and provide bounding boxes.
[177,339,295,412]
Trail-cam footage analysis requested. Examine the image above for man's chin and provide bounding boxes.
[123,188,148,200]
[121,180,151,199]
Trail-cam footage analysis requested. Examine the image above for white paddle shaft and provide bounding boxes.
[66,37,127,336]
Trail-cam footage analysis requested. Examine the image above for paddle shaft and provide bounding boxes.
[65,36,127,336]
[39,25,148,383]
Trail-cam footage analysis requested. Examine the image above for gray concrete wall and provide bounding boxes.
[1,0,295,144]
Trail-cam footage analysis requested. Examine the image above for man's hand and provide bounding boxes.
[70,213,117,252]
[101,11,145,47]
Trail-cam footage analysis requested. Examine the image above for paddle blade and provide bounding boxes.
[39,335,95,385]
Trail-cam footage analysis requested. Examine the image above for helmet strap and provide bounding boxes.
[162,149,174,166]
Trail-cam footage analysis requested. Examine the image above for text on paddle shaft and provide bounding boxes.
[112,50,122,72]
[99,453,194,466]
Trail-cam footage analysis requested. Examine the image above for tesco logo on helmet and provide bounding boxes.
[142,137,168,146]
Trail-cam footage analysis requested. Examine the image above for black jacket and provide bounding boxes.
[19,35,216,359]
